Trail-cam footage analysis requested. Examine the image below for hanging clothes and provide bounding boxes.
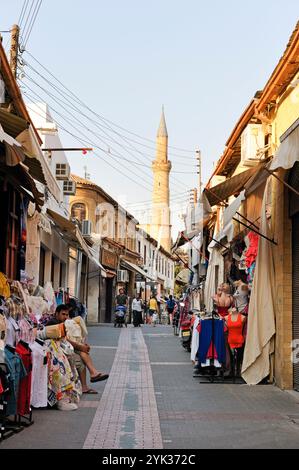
[18,318,35,344]
[198,319,226,364]
[5,316,21,347]
[0,273,10,299]
[191,316,200,362]
[245,232,259,268]
[227,314,245,349]
[30,341,48,408]
[0,312,6,350]
[46,339,74,407]
[15,341,32,416]
[4,345,27,416]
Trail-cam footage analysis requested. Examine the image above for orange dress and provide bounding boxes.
[227,314,245,349]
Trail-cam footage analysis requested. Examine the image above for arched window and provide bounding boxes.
[71,203,86,222]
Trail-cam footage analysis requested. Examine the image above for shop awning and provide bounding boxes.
[120,259,155,281]
[204,163,266,207]
[175,268,190,285]
[208,221,234,249]
[0,162,44,209]
[47,208,106,276]
[223,190,246,227]
[16,125,49,186]
[0,107,29,138]
[270,118,299,171]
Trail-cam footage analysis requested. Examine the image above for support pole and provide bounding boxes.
[10,24,19,78]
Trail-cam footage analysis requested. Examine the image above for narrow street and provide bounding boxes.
[2,324,299,450]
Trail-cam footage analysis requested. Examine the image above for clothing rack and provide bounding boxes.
[0,362,25,441]
[198,310,225,384]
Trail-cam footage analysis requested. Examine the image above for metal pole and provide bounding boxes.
[196,150,202,200]
[10,24,19,78]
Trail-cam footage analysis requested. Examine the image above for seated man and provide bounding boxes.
[47,305,109,393]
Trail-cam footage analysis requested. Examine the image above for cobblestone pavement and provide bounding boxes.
[2,323,299,449]
[84,326,162,449]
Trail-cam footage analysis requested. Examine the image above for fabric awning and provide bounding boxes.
[17,126,62,202]
[0,162,44,209]
[204,163,266,207]
[270,119,299,171]
[175,268,190,285]
[241,180,276,385]
[208,221,234,249]
[223,190,246,227]
[120,259,155,281]
[0,107,29,137]
[47,208,106,276]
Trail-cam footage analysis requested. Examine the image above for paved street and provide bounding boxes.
[2,324,299,449]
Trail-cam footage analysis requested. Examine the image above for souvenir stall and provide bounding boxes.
[0,275,84,441]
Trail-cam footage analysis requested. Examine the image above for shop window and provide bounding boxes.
[71,203,86,222]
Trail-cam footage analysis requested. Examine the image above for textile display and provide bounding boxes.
[204,241,225,312]
[15,341,32,416]
[241,183,276,385]
[0,273,11,299]
[30,341,48,408]
[4,345,27,416]
[191,316,200,362]
[197,319,226,364]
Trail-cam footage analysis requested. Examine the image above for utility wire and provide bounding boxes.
[21,0,35,40]
[25,85,157,191]
[24,51,196,156]
[23,60,193,167]
[18,0,30,27]
[23,74,188,191]
[22,66,189,187]
[23,0,43,47]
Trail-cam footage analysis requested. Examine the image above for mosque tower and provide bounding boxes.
[150,107,172,251]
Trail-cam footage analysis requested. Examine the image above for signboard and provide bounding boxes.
[101,248,118,269]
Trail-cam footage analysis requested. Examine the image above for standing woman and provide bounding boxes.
[132,294,143,327]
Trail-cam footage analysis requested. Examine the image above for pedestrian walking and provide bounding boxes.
[132,294,143,327]
[166,295,175,325]
[148,294,158,325]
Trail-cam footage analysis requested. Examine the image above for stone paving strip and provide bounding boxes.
[83,327,163,449]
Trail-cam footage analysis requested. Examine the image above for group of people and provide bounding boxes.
[115,288,178,327]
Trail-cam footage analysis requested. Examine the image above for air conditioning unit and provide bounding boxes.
[117,270,129,283]
[241,124,264,165]
[81,219,92,237]
[55,163,70,180]
[63,180,76,195]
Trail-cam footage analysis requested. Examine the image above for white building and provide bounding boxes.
[136,227,175,300]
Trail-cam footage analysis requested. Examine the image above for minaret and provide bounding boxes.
[151,107,172,251]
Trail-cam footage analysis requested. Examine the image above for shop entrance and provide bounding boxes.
[292,214,299,391]
[290,162,299,390]
[105,277,113,323]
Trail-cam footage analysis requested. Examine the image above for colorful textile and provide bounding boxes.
[198,319,226,364]
[15,342,32,415]
[0,272,10,299]
[245,232,259,268]
[4,345,27,416]
[30,341,48,408]
[46,339,74,407]
[227,314,245,349]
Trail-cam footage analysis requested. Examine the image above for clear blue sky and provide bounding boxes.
[1,1,299,236]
